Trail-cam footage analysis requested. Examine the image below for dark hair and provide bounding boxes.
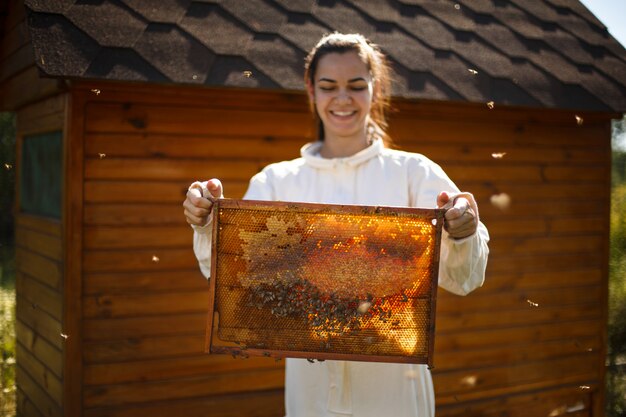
[304,33,393,146]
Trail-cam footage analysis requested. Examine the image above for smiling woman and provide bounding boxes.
[183,32,490,417]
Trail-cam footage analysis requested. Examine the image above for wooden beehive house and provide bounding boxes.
[1,0,625,416]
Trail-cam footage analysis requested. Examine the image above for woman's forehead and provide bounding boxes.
[315,51,371,81]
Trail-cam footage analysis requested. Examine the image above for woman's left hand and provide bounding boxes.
[437,191,479,239]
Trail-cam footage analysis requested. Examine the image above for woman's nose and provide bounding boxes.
[335,88,351,103]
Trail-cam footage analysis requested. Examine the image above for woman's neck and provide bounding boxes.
[319,133,370,158]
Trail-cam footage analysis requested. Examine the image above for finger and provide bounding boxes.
[445,209,477,238]
[445,198,470,220]
[206,178,223,199]
[184,208,208,226]
[183,197,211,218]
[186,189,213,210]
[436,191,450,208]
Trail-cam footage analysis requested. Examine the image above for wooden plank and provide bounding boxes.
[436,285,602,314]
[435,319,601,352]
[3,0,27,33]
[399,142,608,164]
[83,313,207,342]
[65,90,85,417]
[84,158,262,181]
[543,165,609,182]
[390,118,608,147]
[432,354,598,397]
[83,270,207,294]
[469,268,603,294]
[549,216,607,235]
[434,335,600,371]
[435,372,598,407]
[489,235,604,256]
[16,343,63,407]
[83,290,208,319]
[17,94,65,124]
[461,182,609,202]
[84,225,192,249]
[84,133,304,160]
[15,225,62,260]
[84,203,185,226]
[84,103,312,136]
[436,302,601,332]
[15,213,62,237]
[83,248,198,272]
[0,65,60,111]
[1,18,30,62]
[436,386,591,416]
[479,198,605,219]
[81,199,604,228]
[469,216,602,239]
[15,366,63,417]
[75,79,310,113]
[16,110,65,135]
[15,319,63,378]
[16,295,63,350]
[16,387,46,417]
[83,389,284,417]
[16,272,62,321]
[0,43,35,81]
[84,354,282,385]
[443,164,544,182]
[83,334,207,363]
[15,249,61,290]
[443,164,606,184]
[85,180,192,203]
[486,251,604,274]
[83,367,285,408]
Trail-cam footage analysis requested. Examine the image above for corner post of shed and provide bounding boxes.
[62,87,86,417]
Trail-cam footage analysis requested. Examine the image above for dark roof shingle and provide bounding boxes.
[21,0,626,111]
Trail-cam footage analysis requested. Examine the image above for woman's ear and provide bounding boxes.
[306,79,315,103]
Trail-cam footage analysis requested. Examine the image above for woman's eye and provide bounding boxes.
[319,86,335,91]
[351,85,367,91]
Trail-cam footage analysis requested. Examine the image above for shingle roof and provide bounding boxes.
[23,0,626,111]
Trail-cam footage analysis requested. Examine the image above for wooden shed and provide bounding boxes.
[2,0,625,416]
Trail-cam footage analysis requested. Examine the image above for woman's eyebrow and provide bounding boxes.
[317,77,368,83]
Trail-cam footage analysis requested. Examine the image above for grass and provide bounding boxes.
[0,239,16,417]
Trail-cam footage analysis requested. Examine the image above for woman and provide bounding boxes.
[183,33,489,417]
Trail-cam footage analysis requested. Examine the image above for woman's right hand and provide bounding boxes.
[183,179,223,227]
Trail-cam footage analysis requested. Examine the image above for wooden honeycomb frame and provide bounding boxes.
[205,199,444,366]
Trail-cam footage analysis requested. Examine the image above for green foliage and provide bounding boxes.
[0,112,15,416]
[608,141,626,416]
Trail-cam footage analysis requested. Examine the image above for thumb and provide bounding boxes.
[437,191,450,208]
[205,178,223,199]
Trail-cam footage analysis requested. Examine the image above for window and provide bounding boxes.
[19,131,62,218]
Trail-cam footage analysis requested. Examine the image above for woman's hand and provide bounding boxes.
[183,179,223,227]
[437,191,479,239]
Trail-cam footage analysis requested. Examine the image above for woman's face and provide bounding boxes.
[308,51,373,143]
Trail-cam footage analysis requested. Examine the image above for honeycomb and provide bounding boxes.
[206,199,444,365]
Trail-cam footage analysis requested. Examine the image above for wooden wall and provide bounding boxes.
[0,0,60,111]
[14,92,67,417]
[71,81,611,417]
[76,83,307,417]
[389,102,611,416]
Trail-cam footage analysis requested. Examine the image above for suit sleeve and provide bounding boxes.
[409,158,490,296]
[191,170,275,280]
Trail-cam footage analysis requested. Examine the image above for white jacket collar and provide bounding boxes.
[301,138,384,169]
